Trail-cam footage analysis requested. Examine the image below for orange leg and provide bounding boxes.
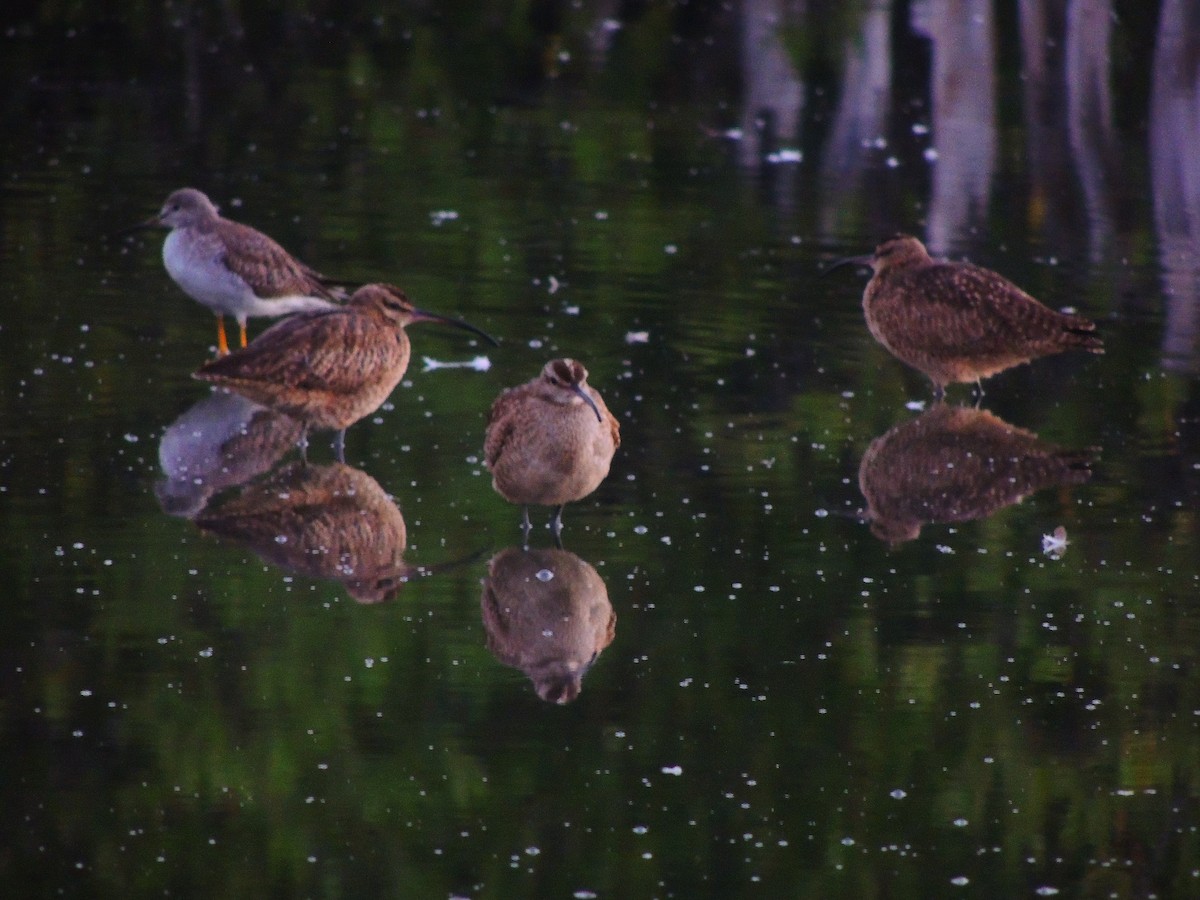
[215,315,230,356]
[239,320,249,348]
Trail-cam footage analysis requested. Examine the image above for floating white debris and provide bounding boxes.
[535,569,554,582]
[625,331,650,344]
[766,148,803,164]
[905,399,927,411]
[421,355,491,373]
[661,765,683,775]
[1042,526,1069,559]
[429,209,459,226]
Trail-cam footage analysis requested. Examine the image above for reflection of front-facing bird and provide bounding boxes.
[127,188,345,355]
[194,283,496,460]
[830,235,1103,397]
[485,359,620,541]
[481,546,615,704]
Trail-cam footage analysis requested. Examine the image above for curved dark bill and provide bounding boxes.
[571,384,604,423]
[819,253,874,276]
[413,309,500,347]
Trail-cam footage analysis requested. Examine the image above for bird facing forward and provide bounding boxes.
[484,359,620,542]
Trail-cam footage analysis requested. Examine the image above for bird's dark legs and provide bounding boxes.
[931,382,946,403]
[551,505,565,548]
[521,505,532,549]
[333,429,347,463]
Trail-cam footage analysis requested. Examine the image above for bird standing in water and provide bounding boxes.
[827,234,1103,397]
[194,283,496,460]
[124,188,345,355]
[484,359,620,543]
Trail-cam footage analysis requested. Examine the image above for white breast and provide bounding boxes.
[163,229,254,315]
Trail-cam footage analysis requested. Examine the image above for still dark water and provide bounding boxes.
[4,1,1200,897]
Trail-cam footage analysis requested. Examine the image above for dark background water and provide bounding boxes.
[4,1,1200,896]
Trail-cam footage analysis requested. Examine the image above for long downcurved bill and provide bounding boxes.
[571,384,603,423]
[819,253,874,276]
[410,308,500,347]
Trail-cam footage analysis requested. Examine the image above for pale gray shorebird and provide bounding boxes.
[194,283,497,460]
[484,359,620,543]
[124,188,346,355]
[826,235,1103,398]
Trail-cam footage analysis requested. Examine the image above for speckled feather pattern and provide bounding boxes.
[484,362,620,508]
[860,236,1103,388]
[193,287,413,432]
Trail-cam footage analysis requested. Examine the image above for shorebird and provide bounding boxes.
[193,283,496,460]
[124,188,345,354]
[484,359,620,542]
[827,235,1103,397]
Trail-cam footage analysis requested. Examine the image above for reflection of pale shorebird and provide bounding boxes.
[828,235,1103,397]
[193,283,496,460]
[156,389,304,518]
[480,546,615,704]
[858,403,1095,544]
[196,461,409,603]
[484,359,620,542]
[124,188,347,355]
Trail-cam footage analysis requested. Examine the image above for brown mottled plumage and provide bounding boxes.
[480,546,615,704]
[858,403,1096,544]
[833,235,1103,396]
[193,283,495,459]
[484,359,620,540]
[126,188,346,354]
[196,461,409,603]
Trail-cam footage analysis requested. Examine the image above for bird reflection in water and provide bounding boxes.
[157,388,304,518]
[858,404,1096,545]
[195,461,409,603]
[480,547,615,704]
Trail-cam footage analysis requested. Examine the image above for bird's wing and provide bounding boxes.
[219,221,337,299]
[196,312,392,395]
[875,264,1072,357]
[483,388,524,468]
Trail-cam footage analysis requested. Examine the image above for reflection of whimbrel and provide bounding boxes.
[196,461,409,603]
[484,359,620,541]
[124,188,344,354]
[194,283,496,460]
[858,403,1095,544]
[830,235,1103,397]
[480,546,615,704]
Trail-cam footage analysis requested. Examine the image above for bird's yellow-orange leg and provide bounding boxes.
[239,321,249,348]
[216,315,230,356]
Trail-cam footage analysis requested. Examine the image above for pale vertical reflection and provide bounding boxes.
[1066,0,1118,260]
[911,0,997,254]
[738,0,806,166]
[818,2,892,234]
[1019,0,1074,242]
[1150,0,1200,374]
